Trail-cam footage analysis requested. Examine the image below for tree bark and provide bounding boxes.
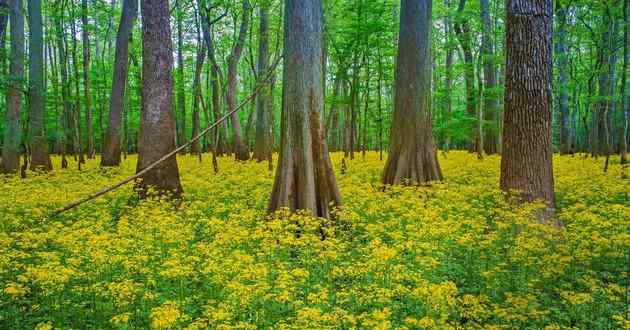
[102,0,137,166]
[480,0,499,154]
[227,0,252,161]
[1,0,23,173]
[28,0,51,170]
[444,0,453,152]
[190,12,205,155]
[501,0,556,224]
[253,2,272,162]
[382,0,442,185]
[81,0,94,158]
[136,0,182,197]
[268,0,342,218]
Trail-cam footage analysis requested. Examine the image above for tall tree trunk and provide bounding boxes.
[0,0,9,73]
[1,0,23,173]
[190,12,205,155]
[622,0,629,164]
[227,0,252,161]
[28,0,51,170]
[444,0,453,152]
[454,0,477,152]
[81,0,94,158]
[176,2,187,149]
[501,0,556,224]
[102,0,137,166]
[137,0,182,197]
[382,0,442,185]
[377,43,384,160]
[70,1,85,165]
[556,2,570,154]
[268,0,342,218]
[594,7,616,157]
[480,0,499,154]
[55,4,74,158]
[253,2,272,162]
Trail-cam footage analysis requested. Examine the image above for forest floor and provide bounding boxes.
[0,152,629,329]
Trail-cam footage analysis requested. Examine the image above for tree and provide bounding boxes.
[28,0,51,171]
[500,0,556,223]
[175,1,187,149]
[227,0,252,161]
[268,0,342,218]
[382,0,442,185]
[480,0,499,154]
[253,2,272,162]
[136,0,182,197]
[1,0,23,173]
[81,0,94,158]
[621,0,629,164]
[556,1,570,154]
[102,0,138,166]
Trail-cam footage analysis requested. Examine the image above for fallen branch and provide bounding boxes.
[49,54,283,218]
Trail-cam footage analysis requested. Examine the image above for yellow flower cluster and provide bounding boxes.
[0,151,628,329]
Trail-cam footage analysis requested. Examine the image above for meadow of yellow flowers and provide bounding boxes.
[0,152,628,329]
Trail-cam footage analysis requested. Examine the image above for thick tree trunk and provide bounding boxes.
[1,0,23,173]
[136,0,182,197]
[454,0,477,152]
[623,0,629,164]
[102,0,137,166]
[81,0,94,158]
[500,0,556,224]
[480,0,499,154]
[268,0,342,218]
[28,0,51,171]
[253,3,272,162]
[227,0,252,161]
[382,0,442,185]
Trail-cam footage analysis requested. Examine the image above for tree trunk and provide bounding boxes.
[501,0,556,224]
[382,0,442,185]
[555,2,570,154]
[1,0,23,173]
[28,0,51,171]
[480,0,499,154]
[81,0,94,158]
[176,3,187,149]
[102,0,137,166]
[268,0,342,218]
[55,4,74,159]
[136,0,182,197]
[190,13,205,155]
[253,3,272,162]
[0,0,9,73]
[594,7,616,157]
[622,0,629,164]
[227,0,252,161]
[444,0,453,152]
[454,0,477,152]
[70,1,85,165]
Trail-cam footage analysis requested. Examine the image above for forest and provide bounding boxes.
[0,0,629,328]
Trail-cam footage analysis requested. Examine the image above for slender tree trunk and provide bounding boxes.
[28,0,51,170]
[595,7,616,157]
[362,54,370,159]
[622,0,629,164]
[55,5,73,158]
[1,0,23,173]
[0,0,9,73]
[454,0,477,152]
[253,3,272,162]
[480,0,499,154]
[444,0,453,152]
[501,0,556,224]
[377,43,384,161]
[268,0,342,218]
[382,0,442,185]
[70,2,85,166]
[227,0,252,161]
[102,0,137,166]
[190,13,205,155]
[555,2,570,154]
[137,0,182,197]
[176,2,187,149]
[81,0,94,158]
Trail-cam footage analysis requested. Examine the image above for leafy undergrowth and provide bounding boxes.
[0,152,628,329]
